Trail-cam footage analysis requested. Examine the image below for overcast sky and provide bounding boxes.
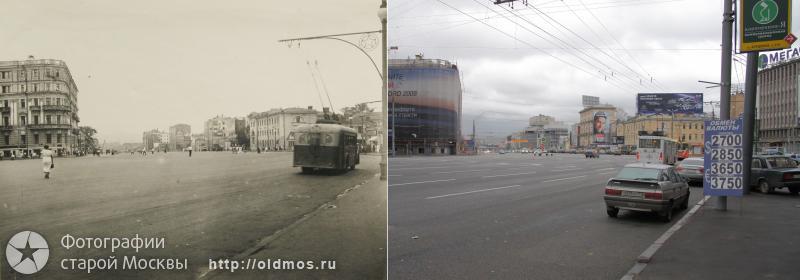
[389,0,800,141]
[1,0,384,143]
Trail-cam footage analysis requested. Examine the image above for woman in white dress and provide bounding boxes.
[41,145,54,179]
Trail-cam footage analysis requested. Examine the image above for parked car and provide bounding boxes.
[585,151,599,158]
[604,163,690,222]
[750,155,800,195]
[676,157,704,185]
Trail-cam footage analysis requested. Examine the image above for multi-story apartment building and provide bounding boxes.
[614,114,707,154]
[247,107,318,151]
[204,115,237,151]
[0,58,80,157]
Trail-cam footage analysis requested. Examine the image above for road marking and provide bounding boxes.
[550,168,582,172]
[391,166,451,171]
[597,171,617,175]
[621,195,711,280]
[425,185,522,199]
[542,175,586,183]
[482,172,537,178]
[433,169,487,174]
[596,167,616,171]
[389,179,456,187]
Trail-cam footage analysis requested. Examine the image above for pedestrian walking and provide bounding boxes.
[188,146,193,157]
[41,145,54,179]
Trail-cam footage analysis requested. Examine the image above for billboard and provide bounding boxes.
[582,95,600,107]
[593,111,609,143]
[637,93,703,116]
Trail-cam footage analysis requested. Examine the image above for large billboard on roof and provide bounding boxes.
[636,93,703,116]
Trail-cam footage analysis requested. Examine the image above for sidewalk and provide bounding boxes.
[636,191,800,280]
[210,174,387,280]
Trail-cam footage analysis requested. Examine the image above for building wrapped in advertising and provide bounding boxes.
[388,56,462,155]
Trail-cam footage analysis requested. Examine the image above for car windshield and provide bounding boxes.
[766,157,798,168]
[615,167,661,181]
[639,139,661,149]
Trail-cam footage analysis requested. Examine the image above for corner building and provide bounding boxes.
[0,59,79,157]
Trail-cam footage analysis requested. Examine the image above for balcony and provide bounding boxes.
[1,125,12,131]
[28,124,72,130]
[0,107,9,113]
[41,105,72,112]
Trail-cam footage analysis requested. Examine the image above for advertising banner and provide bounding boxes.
[593,111,609,143]
[637,93,703,116]
[388,65,461,143]
[740,0,793,52]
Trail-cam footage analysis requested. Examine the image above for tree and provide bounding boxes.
[76,126,99,154]
[341,103,374,120]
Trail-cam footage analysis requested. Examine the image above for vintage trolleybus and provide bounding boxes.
[293,120,360,173]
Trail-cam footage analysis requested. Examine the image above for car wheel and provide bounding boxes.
[660,203,673,222]
[301,167,313,174]
[606,206,619,218]
[680,193,689,210]
[758,180,772,194]
[790,187,800,196]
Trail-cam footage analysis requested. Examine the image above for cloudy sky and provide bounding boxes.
[1,0,384,143]
[389,0,799,141]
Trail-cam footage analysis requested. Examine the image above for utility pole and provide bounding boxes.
[716,0,734,211]
[742,52,758,196]
[379,0,388,180]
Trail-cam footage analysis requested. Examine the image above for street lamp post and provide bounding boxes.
[379,0,387,180]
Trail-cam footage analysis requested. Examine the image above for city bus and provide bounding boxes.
[293,120,360,174]
[637,135,678,165]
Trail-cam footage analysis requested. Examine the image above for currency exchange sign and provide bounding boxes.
[703,118,745,197]
[740,0,792,52]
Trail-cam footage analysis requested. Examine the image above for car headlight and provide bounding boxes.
[324,134,333,144]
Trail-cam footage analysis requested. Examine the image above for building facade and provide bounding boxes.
[614,114,706,154]
[247,107,318,151]
[142,129,164,151]
[388,56,463,155]
[204,116,237,151]
[519,114,570,151]
[756,59,800,153]
[578,105,617,148]
[0,58,80,157]
[169,124,191,151]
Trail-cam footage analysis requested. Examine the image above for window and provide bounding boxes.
[32,69,39,79]
[33,115,38,125]
[20,100,25,108]
[3,135,8,145]
[2,116,7,126]
[57,134,62,143]
[46,115,51,124]
[46,134,51,144]
[19,84,24,92]
[752,159,762,168]
[34,134,39,144]
[56,115,61,124]
[55,84,61,91]
[20,135,26,145]
[1,86,9,93]
[20,116,26,126]
[0,71,9,79]
[295,116,301,122]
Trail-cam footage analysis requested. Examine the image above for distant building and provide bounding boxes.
[614,114,707,154]
[578,104,617,148]
[347,111,382,152]
[191,133,206,151]
[169,124,191,151]
[0,58,80,157]
[142,129,164,151]
[247,107,318,151]
[520,114,569,151]
[204,115,236,151]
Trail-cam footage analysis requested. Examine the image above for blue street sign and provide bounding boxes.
[703,118,745,197]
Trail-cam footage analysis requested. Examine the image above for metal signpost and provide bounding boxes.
[704,118,745,197]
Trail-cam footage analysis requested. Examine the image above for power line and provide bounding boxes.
[305,61,326,110]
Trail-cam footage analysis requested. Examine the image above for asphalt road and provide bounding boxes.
[389,153,704,280]
[0,152,382,279]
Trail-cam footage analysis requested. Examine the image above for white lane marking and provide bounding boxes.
[434,169,488,174]
[425,185,522,199]
[391,166,451,171]
[597,171,617,175]
[620,195,711,280]
[389,178,456,187]
[550,168,582,172]
[542,175,586,183]
[388,175,403,177]
[482,172,538,178]
[596,167,616,171]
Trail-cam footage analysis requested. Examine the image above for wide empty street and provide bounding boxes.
[0,152,383,279]
[389,153,705,279]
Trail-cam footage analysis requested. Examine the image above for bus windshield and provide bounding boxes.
[639,139,661,149]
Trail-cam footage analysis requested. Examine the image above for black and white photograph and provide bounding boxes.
[0,0,387,279]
